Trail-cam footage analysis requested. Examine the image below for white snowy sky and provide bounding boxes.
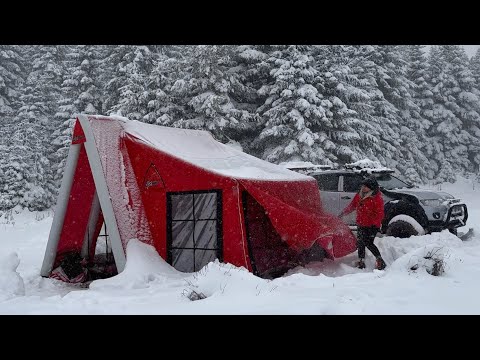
[463,45,479,57]
[425,45,479,58]
[0,176,478,314]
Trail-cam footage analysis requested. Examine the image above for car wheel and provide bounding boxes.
[386,220,419,238]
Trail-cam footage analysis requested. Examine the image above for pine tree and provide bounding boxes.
[51,45,104,186]
[12,45,65,210]
[312,45,369,165]
[172,45,258,143]
[108,46,157,121]
[400,45,432,183]
[253,45,334,164]
[0,45,25,211]
[467,48,480,172]
[346,45,399,166]
[143,46,189,126]
[425,45,480,181]
[469,48,480,86]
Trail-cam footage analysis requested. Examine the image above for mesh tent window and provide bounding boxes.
[167,190,223,272]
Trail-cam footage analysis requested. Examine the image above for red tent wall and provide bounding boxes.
[53,144,96,267]
[123,134,253,271]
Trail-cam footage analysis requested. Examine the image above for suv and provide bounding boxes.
[285,161,468,238]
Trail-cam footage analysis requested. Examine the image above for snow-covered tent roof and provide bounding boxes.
[121,117,310,181]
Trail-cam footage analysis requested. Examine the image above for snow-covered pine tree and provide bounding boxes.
[312,45,369,166]
[228,45,272,151]
[12,45,65,210]
[0,45,25,211]
[368,45,418,174]
[426,45,479,182]
[469,48,480,172]
[470,48,480,87]
[423,46,448,181]
[398,45,432,183]
[51,45,104,187]
[444,46,480,174]
[107,46,157,121]
[171,45,258,143]
[345,45,399,167]
[144,46,189,126]
[252,45,334,164]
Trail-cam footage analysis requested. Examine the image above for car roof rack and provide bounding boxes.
[344,160,395,174]
[281,161,334,173]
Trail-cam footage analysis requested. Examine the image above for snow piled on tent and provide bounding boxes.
[89,239,184,290]
[122,119,310,181]
[89,117,154,247]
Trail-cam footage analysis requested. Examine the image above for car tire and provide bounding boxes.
[386,219,419,238]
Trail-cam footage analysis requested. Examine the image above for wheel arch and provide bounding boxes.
[382,200,428,233]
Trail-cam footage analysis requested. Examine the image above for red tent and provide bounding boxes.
[41,115,356,281]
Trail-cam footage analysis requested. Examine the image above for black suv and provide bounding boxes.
[285,162,468,238]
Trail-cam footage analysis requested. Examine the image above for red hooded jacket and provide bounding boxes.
[340,190,384,228]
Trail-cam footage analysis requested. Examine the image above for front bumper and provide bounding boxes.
[428,203,468,231]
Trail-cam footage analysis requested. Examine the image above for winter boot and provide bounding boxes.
[356,259,366,269]
[375,257,387,270]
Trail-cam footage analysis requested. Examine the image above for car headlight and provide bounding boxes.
[420,199,443,207]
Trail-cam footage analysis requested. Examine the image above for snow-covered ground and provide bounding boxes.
[0,177,479,314]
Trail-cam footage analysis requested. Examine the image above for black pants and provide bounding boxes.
[357,226,381,259]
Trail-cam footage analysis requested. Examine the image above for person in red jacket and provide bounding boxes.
[339,177,387,270]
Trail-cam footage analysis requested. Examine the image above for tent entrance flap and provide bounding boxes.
[239,180,357,258]
[242,192,297,278]
[87,220,118,280]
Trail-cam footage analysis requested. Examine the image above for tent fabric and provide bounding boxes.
[121,119,357,257]
[239,180,356,257]
[42,114,357,282]
[89,118,154,249]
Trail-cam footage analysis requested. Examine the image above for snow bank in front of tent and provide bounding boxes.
[183,261,276,300]
[388,243,459,276]
[89,239,185,290]
[122,120,310,181]
[292,230,465,278]
[376,230,463,268]
[0,253,25,300]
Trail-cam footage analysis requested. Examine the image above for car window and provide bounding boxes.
[312,174,339,191]
[343,174,364,192]
[374,174,409,190]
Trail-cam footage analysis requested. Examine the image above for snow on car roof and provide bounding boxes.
[280,161,333,170]
[345,159,394,174]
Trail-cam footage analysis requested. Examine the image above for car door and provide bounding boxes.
[310,173,341,216]
[340,173,364,226]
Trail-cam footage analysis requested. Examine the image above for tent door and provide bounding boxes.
[242,191,296,278]
[166,190,223,272]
